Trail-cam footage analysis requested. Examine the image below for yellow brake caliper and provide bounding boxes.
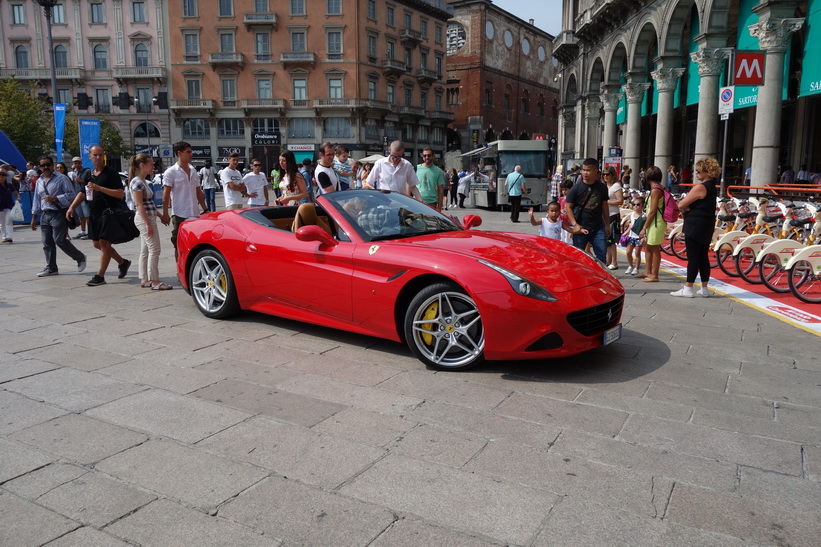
[421,302,438,346]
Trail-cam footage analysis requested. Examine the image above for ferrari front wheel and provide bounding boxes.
[404,282,485,371]
[189,249,240,319]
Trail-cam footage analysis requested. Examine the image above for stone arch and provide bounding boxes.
[565,73,579,103]
[631,20,659,77]
[605,42,629,87]
[661,0,700,57]
[704,0,735,35]
[588,57,606,96]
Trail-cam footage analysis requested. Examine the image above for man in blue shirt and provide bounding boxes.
[505,165,528,223]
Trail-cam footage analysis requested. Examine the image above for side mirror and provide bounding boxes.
[296,225,338,247]
[462,214,482,229]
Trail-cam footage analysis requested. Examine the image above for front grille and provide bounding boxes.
[566,295,624,336]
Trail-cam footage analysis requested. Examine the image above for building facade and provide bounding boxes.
[0,0,171,163]
[445,0,560,168]
[553,0,821,187]
[166,0,454,171]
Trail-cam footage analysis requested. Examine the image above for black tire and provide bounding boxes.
[788,260,821,304]
[736,247,762,284]
[189,249,240,319]
[670,232,688,260]
[759,253,790,293]
[404,282,485,371]
[716,243,739,277]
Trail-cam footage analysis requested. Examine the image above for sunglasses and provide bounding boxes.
[422,154,433,157]
[253,164,261,167]
[632,203,643,206]
[40,163,53,168]
[0,174,7,177]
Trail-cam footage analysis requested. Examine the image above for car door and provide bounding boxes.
[242,225,355,322]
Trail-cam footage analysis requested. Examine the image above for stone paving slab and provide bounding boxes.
[97,358,225,394]
[0,437,55,483]
[0,356,61,383]
[0,390,67,435]
[369,518,503,546]
[311,407,417,446]
[194,357,301,386]
[377,370,513,411]
[3,462,87,499]
[387,423,487,467]
[45,526,131,547]
[0,490,79,546]
[283,353,402,387]
[496,391,630,437]
[17,342,134,372]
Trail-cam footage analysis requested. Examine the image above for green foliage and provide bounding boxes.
[0,79,52,161]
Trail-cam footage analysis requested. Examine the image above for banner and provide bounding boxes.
[54,104,66,161]
[78,119,101,170]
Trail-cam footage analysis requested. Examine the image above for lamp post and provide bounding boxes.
[37,0,59,152]
[135,97,151,159]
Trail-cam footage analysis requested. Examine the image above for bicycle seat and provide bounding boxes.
[763,215,782,223]
[737,212,756,219]
[718,214,736,222]
[791,218,813,226]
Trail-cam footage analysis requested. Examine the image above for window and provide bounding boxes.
[218,119,244,139]
[404,12,411,29]
[183,0,197,17]
[257,79,272,99]
[14,45,29,69]
[435,55,443,78]
[136,87,152,113]
[327,31,342,59]
[328,78,343,99]
[367,81,377,100]
[404,87,413,107]
[95,89,111,113]
[254,0,268,11]
[404,47,412,68]
[134,43,149,67]
[504,85,512,110]
[255,32,270,61]
[53,4,65,24]
[384,121,397,139]
[323,118,350,138]
[386,6,394,26]
[432,127,444,144]
[420,19,428,38]
[537,95,545,117]
[521,90,530,114]
[327,0,341,15]
[367,0,376,20]
[420,91,428,109]
[90,2,105,23]
[218,0,232,16]
[435,93,442,110]
[56,88,72,105]
[93,44,108,70]
[219,32,235,53]
[11,4,25,25]
[291,0,305,16]
[135,122,160,139]
[132,1,146,22]
[387,84,395,105]
[484,81,493,105]
[447,87,460,105]
[418,125,428,142]
[402,123,413,141]
[365,119,379,139]
[291,31,306,52]
[222,79,237,103]
[435,25,442,44]
[253,118,278,133]
[186,79,201,99]
[288,118,314,138]
[387,40,395,60]
[420,51,428,69]
[293,78,307,100]
[183,33,199,62]
[183,119,210,140]
[54,45,68,69]
[367,35,377,61]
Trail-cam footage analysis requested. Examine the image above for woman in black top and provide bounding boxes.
[670,157,720,298]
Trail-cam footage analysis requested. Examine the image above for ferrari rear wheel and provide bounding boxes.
[190,249,240,319]
[404,282,485,371]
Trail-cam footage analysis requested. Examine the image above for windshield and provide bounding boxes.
[499,151,547,178]
[322,190,462,242]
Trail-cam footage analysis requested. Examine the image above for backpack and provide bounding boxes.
[654,184,679,223]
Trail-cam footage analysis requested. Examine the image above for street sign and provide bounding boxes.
[734,51,765,85]
[159,144,173,158]
[719,86,735,115]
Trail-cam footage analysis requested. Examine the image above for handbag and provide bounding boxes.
[619,233,630,247]
[99,201,140,244]
[9,200,24,222]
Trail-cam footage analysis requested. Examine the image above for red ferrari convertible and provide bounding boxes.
[176,190,624,370]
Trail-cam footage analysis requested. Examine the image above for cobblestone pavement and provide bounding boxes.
[1,202,819,546]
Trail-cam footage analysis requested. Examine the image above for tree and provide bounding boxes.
[62,109,130,160]
[0,79,52,161]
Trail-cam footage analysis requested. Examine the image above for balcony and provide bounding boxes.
[364,100,392,113]
[427,110,454,122]
[399,105,425,117]
[0,67,83,82]
[416,67,438,83]
[289,99,310,108]
[280,52,315,65]
[208,52,244,68]
[243,12,277,30]
[400,28,422,45]
[170,99,215,114]
[112,66,165,84]
[242,98,284,115]
[552,31,579,65]
[381,58,406,76]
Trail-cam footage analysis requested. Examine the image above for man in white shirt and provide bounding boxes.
[368,140,422,199]
[162,141,208,258]
[242,159,269,207]
[198,159,219,212]
[315,142,340,196]
[220,153,246,210]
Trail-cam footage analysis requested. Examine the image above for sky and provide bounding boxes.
[492,0,563,37]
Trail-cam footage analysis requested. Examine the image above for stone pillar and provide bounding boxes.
[574,99,584,159]
[749,18,804,186]
[690,48,730,162]
[561,106,576,159]
[601,91,622,154]
[585,98,601,159]
[651,67,685,170]
[621,82,650,189]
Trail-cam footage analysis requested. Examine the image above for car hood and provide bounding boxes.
[389,230,614,294]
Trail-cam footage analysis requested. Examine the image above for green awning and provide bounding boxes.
[734,0,790,109]
[800,0,821,96]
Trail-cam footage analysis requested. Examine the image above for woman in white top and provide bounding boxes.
[603,166,624,270]
[275,151,309,205]
[129,153,171,290]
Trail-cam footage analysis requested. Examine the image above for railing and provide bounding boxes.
[314,98,358,108]
[112,66,165,80]
[243,98,285,108]
[0,67,83,80]
[399,106,425,116]
[382,59,406,73]
[400,28,422,43]
[427,110,454,121]
[209,52,244,65]
[280,52,315,64]
[416,67,438,81]
[170,99,215,109]
[243,12,277,26]
[290,99,310,108]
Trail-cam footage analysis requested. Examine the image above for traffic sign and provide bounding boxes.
[719,86,734,115]
[734,52,765,85]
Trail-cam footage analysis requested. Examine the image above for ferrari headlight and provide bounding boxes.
[479,260,557,302]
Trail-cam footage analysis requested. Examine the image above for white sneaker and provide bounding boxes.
[624,267,634,275]
[607,264,617,270]
[670,286,695,298]
[700,286,711,297]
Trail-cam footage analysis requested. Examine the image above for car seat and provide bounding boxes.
[292,203,332,236]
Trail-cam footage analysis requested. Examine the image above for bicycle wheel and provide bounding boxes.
[788,260,821,303]
[661,232,674,255]
[759,253,790,293]
[716,243,739,277]
[736,247,762,284]
[670,232,688,260]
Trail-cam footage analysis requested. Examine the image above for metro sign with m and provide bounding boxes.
[735,51,765,85]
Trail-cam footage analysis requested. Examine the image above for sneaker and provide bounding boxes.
[77,257,87,273]
[670,286,695,298]
[700,286,711,297]
[117,259,131,279]
[607,264,618,270]
[77,232,88,240]
[86,275,106,287]
[624,266,634,275]
[36,268,58,277]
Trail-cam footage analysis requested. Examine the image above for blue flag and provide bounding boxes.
[54,104,66,160]
[78,119,101,170]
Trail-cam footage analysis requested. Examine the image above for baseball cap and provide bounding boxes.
[72,156,82,162]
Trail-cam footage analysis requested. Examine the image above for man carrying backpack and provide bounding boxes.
[564,158,611,263]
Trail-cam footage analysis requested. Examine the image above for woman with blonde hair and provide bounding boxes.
[670,157,721,297]
[129,153,171,290]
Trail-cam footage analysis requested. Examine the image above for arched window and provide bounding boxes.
[14,45,29,69]
[134,122,160,139]
[134,43,149,67]
[503,85,512,110]
[521,89,530,114]
[93,44,108,70]
[54,45,68,68]
[537,94,546,117]
[182,118,210,140]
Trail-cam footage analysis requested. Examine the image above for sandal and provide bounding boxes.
[642,277,659,282]
[151,283,173,291]
[140,280,152,288]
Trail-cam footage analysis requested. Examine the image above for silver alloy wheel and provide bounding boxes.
[408,289,484,369]
[191,253,232,316]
